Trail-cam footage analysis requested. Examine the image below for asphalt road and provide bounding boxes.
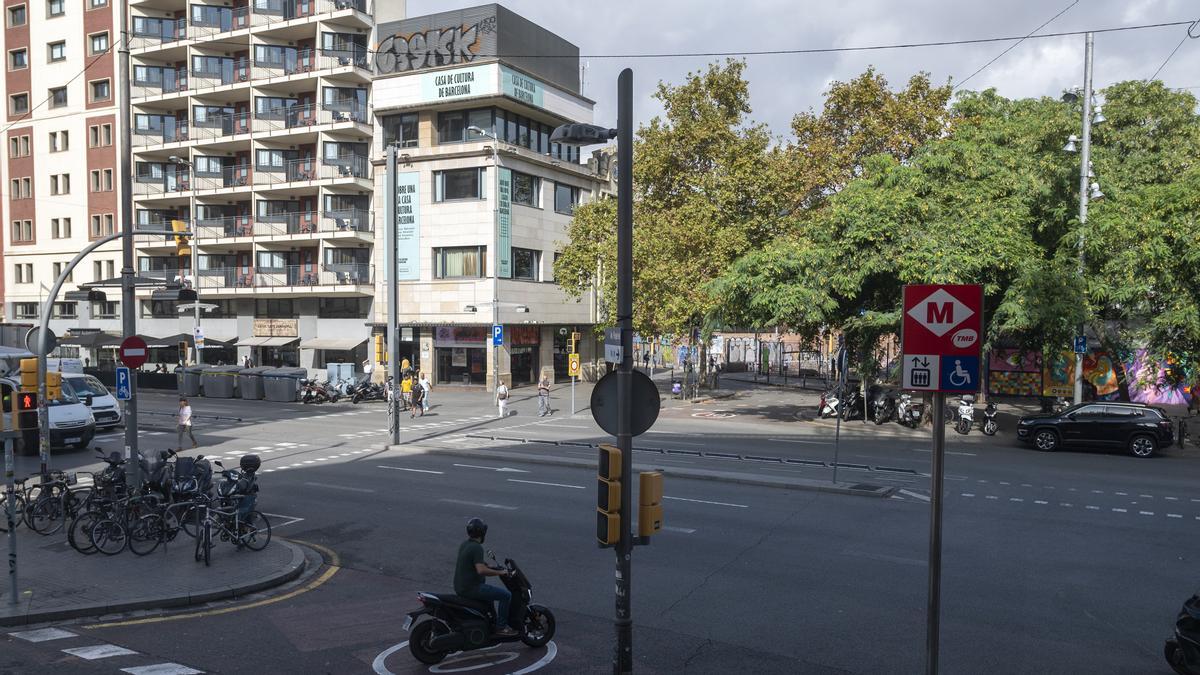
[6,381,1200,673]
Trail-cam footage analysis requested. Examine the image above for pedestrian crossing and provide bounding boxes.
[336,414,496,440]
[8,626,204,674]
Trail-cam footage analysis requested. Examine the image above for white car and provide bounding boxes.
[63,373,122,429]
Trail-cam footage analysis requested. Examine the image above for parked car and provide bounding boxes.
[63,373,122,429]
[1016,402,1174,458]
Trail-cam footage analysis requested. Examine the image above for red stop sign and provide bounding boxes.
[119,336,148,369]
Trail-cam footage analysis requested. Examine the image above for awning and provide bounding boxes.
[152,333,237,349]
[299,337,367,351]
[239,336,298,347]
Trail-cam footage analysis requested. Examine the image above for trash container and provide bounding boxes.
[238,367,272,400]
[181,365,209,397]
[201,365,242,398]
[263,367,307,402]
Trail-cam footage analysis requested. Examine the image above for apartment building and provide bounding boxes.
[370,5,602,389]
[3,0,123,332]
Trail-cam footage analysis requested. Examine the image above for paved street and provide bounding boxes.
[5,380,1200,673]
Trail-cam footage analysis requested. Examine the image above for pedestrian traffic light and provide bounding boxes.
[571,331,581,353]
[597,443,622,546]
[172,219,191,257]
[15,391,37,431]
[638,471,663,538]
[45,370,62,401]
[374,334,387,365]
[19,358,38,392]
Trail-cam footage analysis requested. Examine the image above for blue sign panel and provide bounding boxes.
[492,325,504,346]
[940,356,980,392]
[115,366,132,401]
[1073,335,1087,354]
[395,171,421,281]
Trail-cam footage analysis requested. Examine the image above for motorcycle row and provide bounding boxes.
[300,376,388,404]
[818,385,998,435]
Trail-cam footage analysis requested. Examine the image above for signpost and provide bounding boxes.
[568,353,580,415]
[115,367,132,401]
[119,336,148,369]
[492,325,504,347]
[604,328,622,364]
[1073,335,1087,354]
[118,336,147,470]
[901,283,983,675]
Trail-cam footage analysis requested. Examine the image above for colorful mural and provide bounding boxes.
[989,347,1195,407]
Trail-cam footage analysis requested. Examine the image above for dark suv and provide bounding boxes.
[1017,402,1174,458]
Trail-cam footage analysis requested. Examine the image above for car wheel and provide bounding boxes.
[1129,434,1157,458]
[1033,429,1059,452]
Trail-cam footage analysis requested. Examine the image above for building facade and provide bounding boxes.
[371,4,602,389]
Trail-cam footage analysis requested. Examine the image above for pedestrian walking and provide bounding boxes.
[401,374,413,411]
[410,381,425,418]
[496,381,510,418]
[537,375,551,416]
[419,372,432,412]
[642,352,650,370]
[177,397,197,450]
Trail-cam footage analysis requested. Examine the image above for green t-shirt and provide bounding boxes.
[454,539,485,595]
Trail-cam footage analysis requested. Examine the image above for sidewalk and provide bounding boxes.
[0,529,306,627]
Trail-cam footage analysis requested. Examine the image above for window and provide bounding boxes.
[14,303,38,320]
[13,263,32,283]
[51,302,77,319]
[9,49,27,70]
[255,299,295,318]
[89,170,100,191]
[381,113,418,148]
[20,177,32,198]
[10,93,29,115]
[434,246,486,279]
[20,135,29,155]
[50,174,69,195]
[512,248,540,281]
[48,41,65,62]
[8,135,29,158]
[437,109,492,144]
[92,301,117,318]
[103,169,113,191]
[47,0,64,17]
[89,125,99,146]
[106,260,114,278]
[554,182,579,215]
[88,0,106,8]
[51,217,70,238]
[318,298,369,319]
[49,130,68,151]
[90,214,113,237]
[51,261,72,282]
[89,32,108,55]
[435,168,485,202]
[511,171,539,207]
[7,5,26,27]
[12,219,33,242]
[49,87,68,108]
[89,79,110,102]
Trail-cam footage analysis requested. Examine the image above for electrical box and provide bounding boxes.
[638,471,664,537]
[19,358,38,392]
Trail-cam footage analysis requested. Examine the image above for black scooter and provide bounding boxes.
[1166,591,1200,674]
[405,553,555,665]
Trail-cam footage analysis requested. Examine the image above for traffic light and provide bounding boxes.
[638,471,663,538]
[16,391,37,431]
[374,334,387,365]
[172,219,191,257]
[19,358,38,392]
[45,370,62,401]
[570,331,581,353]
[597,443,622,546]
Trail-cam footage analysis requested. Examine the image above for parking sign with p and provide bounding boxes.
[901,284,983,393]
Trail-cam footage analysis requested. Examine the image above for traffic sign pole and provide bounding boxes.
[119,337,148,488]
[927,391,946,675]
[5,434,17,606]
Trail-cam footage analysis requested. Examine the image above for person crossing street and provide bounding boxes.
[537,375,552,416]
[177,397,197,450]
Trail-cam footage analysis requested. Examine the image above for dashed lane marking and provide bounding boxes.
[663,496,748,508]
[303,482,375,494]
[121,665,204,675]
[377,465,444,475]
[439,498,518,511]
[507,479,585,489]
[62,644,139,660]
[8,628,76,642]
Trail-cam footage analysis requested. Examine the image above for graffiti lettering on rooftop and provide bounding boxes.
[375,17,496,74]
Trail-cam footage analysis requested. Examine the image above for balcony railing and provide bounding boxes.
[191,264,372,289]
[253,211,318,236]
[132,1,369,49]
[196,215,253,239]
[189,7,251,39]
[131,119,189,147]
[133,175,191,196]
[320,209,372,233]
[190,112,252,141]
[139,210,372,242]
[253,102,319,132]
[131,67,188,98]
[193,164,252,191]
[129,18,188,49]
[253,156,368,186]
[191,59,251,87]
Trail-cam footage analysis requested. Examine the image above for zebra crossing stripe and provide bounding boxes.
[8,628,76,642]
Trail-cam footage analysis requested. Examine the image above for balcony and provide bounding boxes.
[251,103,368,134]
[191,59,252,88]
[189,112,253,143]
[189,7,252,39]
[193,264,373,291]
[131,0,370,50]
[131,67,189,99]
[129,18,188,50]
[253,156,369,187]
[194,164,252,192]
[133,174,191,197]
[196,215,254,239]
[131,119,189,148]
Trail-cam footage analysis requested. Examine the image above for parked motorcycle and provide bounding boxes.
[818,388,841,419]
[871,389,896,425]
[840,387,865,421]
[300,379,338,404]
[1165,590,1200,675]
[896,393,923,428]
[404,552,555,665]
[955,394,976,435]
[981,401,998,436]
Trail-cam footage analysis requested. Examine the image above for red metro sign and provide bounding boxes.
[901,284,983,392]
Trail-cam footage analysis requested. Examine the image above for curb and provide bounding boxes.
[0,540,307,628]
[386,443,895,499]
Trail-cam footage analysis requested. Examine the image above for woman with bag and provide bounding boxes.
[496,381,510,418]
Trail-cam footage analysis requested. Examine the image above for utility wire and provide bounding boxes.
[0,38,124,136]
[1147,19,1200,81]
[955,0,1079,90]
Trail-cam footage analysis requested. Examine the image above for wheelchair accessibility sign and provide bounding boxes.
[901,284,983,393]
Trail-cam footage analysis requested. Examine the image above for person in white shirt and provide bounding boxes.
[495,382,510,418]
[419,372,432,412]
[177,397,197,450]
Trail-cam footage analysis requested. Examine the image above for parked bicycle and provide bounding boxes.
[192,455,270,566]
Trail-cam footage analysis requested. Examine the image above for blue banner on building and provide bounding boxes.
[497,166,512,278]
[396,171,420,280]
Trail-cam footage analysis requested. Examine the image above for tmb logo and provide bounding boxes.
[951,328,978,348]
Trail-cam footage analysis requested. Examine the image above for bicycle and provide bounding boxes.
[0,476,31,533]
[193,495,271,567]
[89,494,161,556]
[25,471,94,536]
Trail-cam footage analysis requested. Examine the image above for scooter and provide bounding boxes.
[818,388,841,419]
[981,401,998,436]
[1165,590,1200,675]
[872,390,896,425]
[405,553,556,665]
[895,393,923,428]
[840,387,865,421]
[954,394,976,435]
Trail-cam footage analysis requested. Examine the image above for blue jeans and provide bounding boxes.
[465,583,512,630]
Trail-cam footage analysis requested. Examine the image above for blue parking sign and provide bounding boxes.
[492,325,503,346]
[115,366,132,401]
[940,356,979,392]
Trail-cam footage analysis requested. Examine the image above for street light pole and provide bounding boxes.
[1073,32,1094,406]
[119,0,141,489]
[613,67,634,675]
[468,126,504,392]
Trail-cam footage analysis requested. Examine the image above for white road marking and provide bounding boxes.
[63,644,139,660]
[1140,494,1153,498]
[453,464,530,474]
[1116,492,1128,496]
[1020,483,1032,487]
[663,496,748,508]
[899,489,931,502]
[911,449,977,456]
[1086,505,1100,510]
[261,513,304,528]
[1093,490,1106,494]
[1139,511,1154,516]
[1166,496,1179,501]
[999,482,1010,486]
[961,493,975,498]
[1060,503,1073,507]
[1112,508,1127,513]
[304,482,375,493]
[507,479,585,489]
[1034,500,1048,505]
[120,664,204,675]
[377,465,444,474]
[439,498,518,511]
[1009,498,1024,503]
[985,495,998,500]
[1169,514,1183,518]
[9,628,76,642]
[251,446,271,451]
[662,526,698,534]
[767,438,829,445]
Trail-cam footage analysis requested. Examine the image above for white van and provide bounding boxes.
[0,347,97,452]
[45,361,121,430]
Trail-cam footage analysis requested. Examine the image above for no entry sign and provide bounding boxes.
[119,336,148,369]
[901,284,983,392]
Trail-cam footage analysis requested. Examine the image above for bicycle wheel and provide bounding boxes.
[91,518,128,556]
[68,511,103,555]
[239,511,272,551]
[129,514,164,556]
[0,491,24,532]
[194,520,212,566]
[27,493,66,535]
[181,504,202,539]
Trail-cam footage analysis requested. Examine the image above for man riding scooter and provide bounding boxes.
[455,518,518,637]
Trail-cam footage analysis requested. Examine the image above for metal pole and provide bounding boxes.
[5,436,16,605]
[1073,32,1093,406]
[118,0,141,489]
[385,145,400,446]
[613,67,634,675]
[491,139,501,395]
[192,190,202,367]
[832,346,845,485]
[926,391,947,674]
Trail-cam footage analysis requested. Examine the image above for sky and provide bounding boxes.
[407,0,1200,139]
